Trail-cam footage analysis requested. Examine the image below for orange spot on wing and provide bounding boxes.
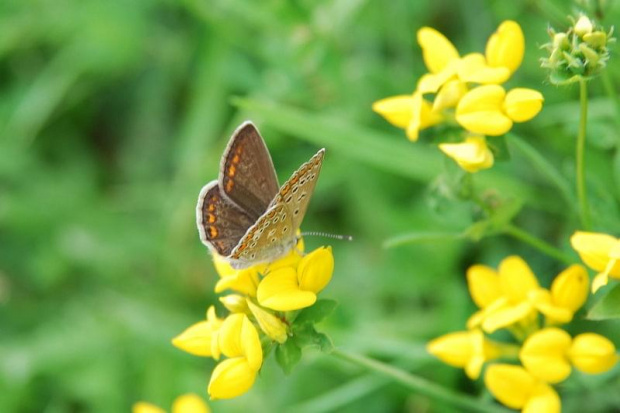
[208,226,218,238]
[225,180,234,192]
[207,213,216,223]
[228,164,236,177]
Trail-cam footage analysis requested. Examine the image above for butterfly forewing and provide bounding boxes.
[229,203,297,268]
[197,181,255,256]
[219,122,279,220]
[271,148,325,230]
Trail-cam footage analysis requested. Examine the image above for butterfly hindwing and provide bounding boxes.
[229,203,297,269]
[219,122,280,220]
[196,181,255,256]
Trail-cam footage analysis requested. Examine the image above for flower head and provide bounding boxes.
[439,135,494,173]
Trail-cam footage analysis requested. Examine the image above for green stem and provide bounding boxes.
[503,223,574,265]
[330,349,510,413]
[506,133,575,209]
[577,79,591,229]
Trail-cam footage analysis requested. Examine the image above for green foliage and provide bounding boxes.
[588,285,620,320]
[1,0,620,411]
[275,340,302,375]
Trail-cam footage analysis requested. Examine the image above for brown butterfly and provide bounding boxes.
[196,122,324,269]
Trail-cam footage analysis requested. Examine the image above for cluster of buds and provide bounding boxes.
[541,14,615,84]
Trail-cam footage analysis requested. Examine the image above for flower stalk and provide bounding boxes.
[576,78,591,230]
[503,223,574,265]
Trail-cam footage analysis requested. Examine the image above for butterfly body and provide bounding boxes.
[196,122,324,269]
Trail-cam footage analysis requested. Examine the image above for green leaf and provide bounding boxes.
[587,284,620,320]
[465,198,523,241]
[383,231,465,249]
[275,340,302,375]
[261,335,274,359]
[294,299,338,325]
[292,324,334,353]
[488,134,511,161]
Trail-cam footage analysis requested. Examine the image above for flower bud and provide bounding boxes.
[574,15,593,37]
[246,299,288,344]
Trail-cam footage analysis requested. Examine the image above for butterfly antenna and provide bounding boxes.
[300,231,353,241]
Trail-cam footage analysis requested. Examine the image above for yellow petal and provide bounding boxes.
[439,135,494,173]
[433,79,468,111]
[466,265,502,308]
[208,357,258,400]
[532,289,573,324]
[257,267,316,311]
[456,85,512,135]
[571,231,620,276]
[218,314,263,370]
[482,301,534,333]
[372,95,414,128]
[503,88,544,122]
[523,384,561,413]
[417,27,460,73]
[568,333,619,374]
[219,294,251,314]
[484,364,536,409]
[405,92,442,141]
[298,246,334,293]
[574,15,593,37]
[519,328,572,383]
[427,331,476,369]
[213,253,236,278]
[246,299,288,344]
[485,21,525,74]
[457,53,511,84]
[172,308,223,358]
[214,268,260,296]
[551,264,589,313]
[592,271,609,293]
[132,402,166,413]
[172,394,210,413]
[498,256,540,302]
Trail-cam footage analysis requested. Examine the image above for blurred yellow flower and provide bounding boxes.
[519,328,572,383]
[568,333,618,374]
[531,264,589,324]
[246,299,288,343]
[570,231,620,292]
[172,306,223,358]
[484,364,560,413]
[133,394,210,413]
[456,85,543,135]
[485,20,525,74]
[219,294,251,314]
[438,135,494,173]
[426,329,507,379]
[371,92,442,141]
[209,313,263,399]
[257,246,334,311]
[466,256,542,333]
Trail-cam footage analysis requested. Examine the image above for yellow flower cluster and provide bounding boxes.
[172,241,334,400]
[133,394,209,413]
[428,256,618,413]
[373,21,543,173]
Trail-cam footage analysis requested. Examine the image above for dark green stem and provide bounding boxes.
[503,224,574,265]
[576,79,591,229]
[330,349,510,413]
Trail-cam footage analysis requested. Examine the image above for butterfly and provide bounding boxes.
[196,121,325,269]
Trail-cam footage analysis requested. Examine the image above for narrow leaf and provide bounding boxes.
[587,284,620,320]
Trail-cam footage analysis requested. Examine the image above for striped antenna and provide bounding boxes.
[300,231,353,241]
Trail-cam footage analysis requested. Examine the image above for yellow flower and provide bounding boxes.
[457,53,510,84]
[532,265,589,324]
[133,394,210,413]
[257,247,334,311]
[209,313,263,399]
[456,85,543,136]
[372,92,442,141]
[417,26,459,74]
[484,364,561,413]
[438,135,494,173]
[172,306,223,358]
[427,329,506,379]
[568,333,619,374]
[214,267,260,296]
[466,256,542,333]
[219,294,251,314]
[246,299,288,343]
[519,328,572,383]
[570,231,620,292]
[485,20,525,74]
[574,15,594,37]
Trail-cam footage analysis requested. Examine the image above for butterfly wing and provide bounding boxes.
[219,122,279,220]
[228,203,297,269]
[271,148,325,230]
[196,181,255,256]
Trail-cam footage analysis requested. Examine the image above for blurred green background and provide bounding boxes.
[2,0,620,411]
